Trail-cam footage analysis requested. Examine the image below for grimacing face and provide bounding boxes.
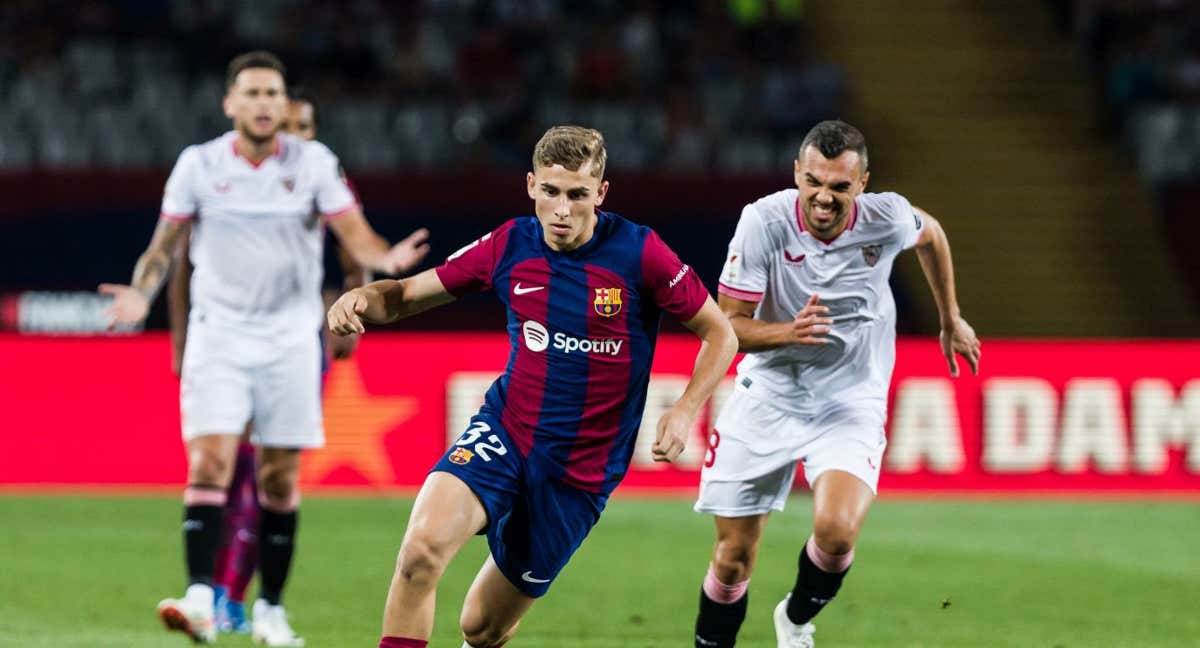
[223,68,287,144]
[282,101,316,140]
[525,161,609,252]
[793,145,869,239]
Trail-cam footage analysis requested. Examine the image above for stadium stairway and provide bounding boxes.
[805,1,1199,337]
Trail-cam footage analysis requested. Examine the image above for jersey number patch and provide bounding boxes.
[454,420,508,462]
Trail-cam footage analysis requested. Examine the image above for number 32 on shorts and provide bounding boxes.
[454,420,508,462]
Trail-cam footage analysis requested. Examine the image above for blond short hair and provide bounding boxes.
[532,126,607,179]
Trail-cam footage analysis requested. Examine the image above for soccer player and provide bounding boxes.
[326,126,739,648]
[691,120,981,648]
[101,51,428,645]
[165,86,406,635]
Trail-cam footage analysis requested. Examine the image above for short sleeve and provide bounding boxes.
[641,229,709,321]
[311,144,357,219]
[160,146,199,221]
[717,204,770,303]
[891,193,924,250]
[435,220,516,297]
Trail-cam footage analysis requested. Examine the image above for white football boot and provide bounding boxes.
[773,594,816,648]
[252,599,305,646]
[157,583,217,644]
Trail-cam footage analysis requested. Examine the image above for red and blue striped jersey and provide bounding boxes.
[435,211,709,494]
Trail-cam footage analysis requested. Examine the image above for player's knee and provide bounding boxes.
[188,449,231,486]
[257,464,297,504]
[812,510,860,555]
[394,535,448,590]
[712,537,756,582]
[460,611,517,648]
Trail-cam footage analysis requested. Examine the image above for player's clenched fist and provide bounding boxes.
[792,293,833,345]
[328,289,369,336]
[652,405,692,463]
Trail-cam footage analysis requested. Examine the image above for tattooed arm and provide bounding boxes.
[100,218,189,329]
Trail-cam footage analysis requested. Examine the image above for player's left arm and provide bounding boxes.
[912,206,981,377]
[327,268,456,335]
[652,297,739,463]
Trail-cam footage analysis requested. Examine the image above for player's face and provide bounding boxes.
[794,146,869,238]
[222,68,287,144]
[282,101,316,141]
[526,162,609,252]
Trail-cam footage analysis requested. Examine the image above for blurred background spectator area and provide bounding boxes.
[0,0,846,172]
[1,0,1199,337]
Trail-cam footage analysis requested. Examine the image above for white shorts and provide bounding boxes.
[180,319,324,448]
[694,387,886,517]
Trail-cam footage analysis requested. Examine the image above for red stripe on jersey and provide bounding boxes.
[321,204,357,220]
[500,257,553,456]
[718,282,764,303]
[160,211,194,222]
[563,265,632,490]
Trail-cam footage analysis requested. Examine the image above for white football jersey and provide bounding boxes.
[160,131,356,341]
[718,189,924,418]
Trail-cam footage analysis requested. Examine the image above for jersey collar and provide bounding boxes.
[795,194,857,245]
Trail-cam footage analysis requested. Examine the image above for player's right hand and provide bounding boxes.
[792,293,832,344]
[381,228,431,275]
[98,283,149,329]
[328,290,369,336]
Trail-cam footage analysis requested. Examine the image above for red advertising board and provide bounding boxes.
[2,333,1198,495]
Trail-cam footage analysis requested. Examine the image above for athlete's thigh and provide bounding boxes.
[180,323,253,440]
[701,389,807,481]
[461,554,536,635]
[484,462,605,599]
[251,333,323,450]
[810,469,874,543]
[404,471,490,550]
[697,389,803,516]
[800,406,887,497]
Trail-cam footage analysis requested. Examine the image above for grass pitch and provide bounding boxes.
[1,494,1197,647]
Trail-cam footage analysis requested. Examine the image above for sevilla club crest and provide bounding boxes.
[449,448,474,465]
[281,177,296,193]
[861,244,882,267]
[594,287,623,317]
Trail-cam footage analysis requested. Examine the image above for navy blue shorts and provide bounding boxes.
[431,409,607,597]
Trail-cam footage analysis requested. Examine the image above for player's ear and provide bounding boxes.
[860,170,870,192]
[793,158,803,188]
[222,94,235,119]
[595,179,609,207]
[526,171,538,200]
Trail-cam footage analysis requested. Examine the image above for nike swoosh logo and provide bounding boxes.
[521,571,551,583]
[784,250,805,263]
[513,283,544,295]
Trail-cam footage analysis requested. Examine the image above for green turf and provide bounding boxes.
[1,495,1197,647]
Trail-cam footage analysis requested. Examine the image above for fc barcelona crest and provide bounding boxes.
[861,244,882,267]
[449,448,474,465]
[594,287,623,317]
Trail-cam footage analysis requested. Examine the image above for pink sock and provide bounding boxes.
[806,537,855,573]
[224,528,259,602]
[702,564,749,603]
[379,637,427,648]
[217,444,260,600]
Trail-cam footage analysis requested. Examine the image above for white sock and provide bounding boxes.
[184,583,214,609]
